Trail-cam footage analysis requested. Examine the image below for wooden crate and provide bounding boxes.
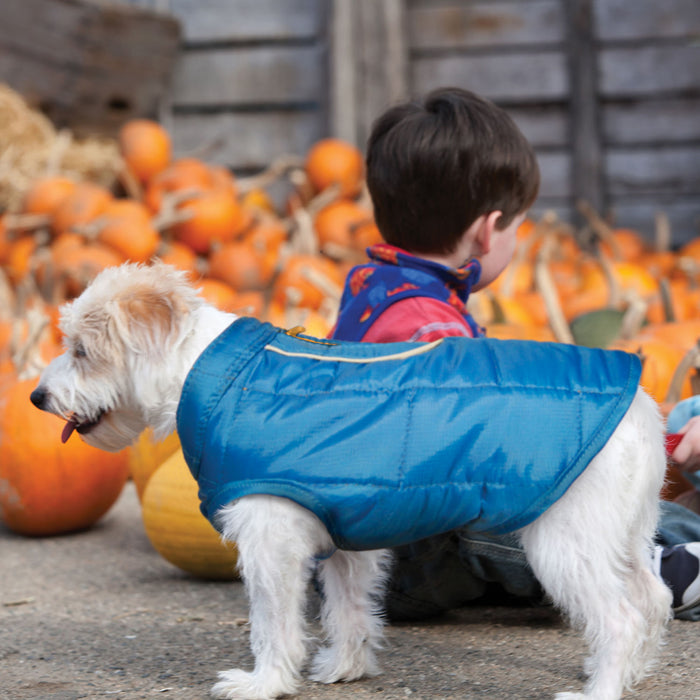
[0,0,181,136]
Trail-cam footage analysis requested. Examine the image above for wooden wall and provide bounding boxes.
[126,0,700,243]
[159,0,329,176]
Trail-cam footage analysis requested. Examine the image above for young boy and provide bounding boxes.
[330,87,700,621]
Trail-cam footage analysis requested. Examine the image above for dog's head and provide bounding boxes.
[30,262,204,452]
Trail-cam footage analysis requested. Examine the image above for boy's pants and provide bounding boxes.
[385,501,700,622]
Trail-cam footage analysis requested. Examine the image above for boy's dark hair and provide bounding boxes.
[365,87,540,255]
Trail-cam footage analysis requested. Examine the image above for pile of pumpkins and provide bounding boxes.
[2,115,700,580]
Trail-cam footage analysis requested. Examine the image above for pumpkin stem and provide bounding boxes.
[236,154,305,194]
[659,278,676,323]
[577,199,622,260]
[654,211,671,253]
[534,237,575,344]
[10,307,49,381]
[618,293,648,341]
[595,250,622,308]
[665,340,700,404]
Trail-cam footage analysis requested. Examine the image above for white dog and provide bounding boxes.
[30,262,672,700]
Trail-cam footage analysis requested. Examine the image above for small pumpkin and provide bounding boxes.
[51,182,113,237]
[141,450,238,580]
[196,278,240,312]
[172,188,247,254]
[118,119,172,184]
[207,240,274,292]
[271,254,343,310]
[95,199,160,263]
[304,138,364,198]
[22,176,77,217]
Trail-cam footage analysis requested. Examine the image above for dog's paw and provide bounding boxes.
[554,693,587,699]
[211,668,298,700]
[309,645,380,684]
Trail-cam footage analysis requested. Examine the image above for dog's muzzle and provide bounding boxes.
[30,386,48,409]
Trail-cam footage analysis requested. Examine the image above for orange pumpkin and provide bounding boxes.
[51,239,126,297]
[5,234,39,285]
[608,339,692,403]
[272,254,343,310]
[51,182,113,237]
[229,290,266,318]
[196,278,240,311]
[172,188,247,254]
[22,176,77,217]
[485,323,556,342]
[305,138,364,198]
[266,301,333,338]
[0,376,130,535]
[0,215,14,265]
[207,240,274,292]
[314,200,374,255]
[96,199,160,263]
[143,158,214,214]
[118,119,172,184]
[599,228,647,261]
[241,187,276,214]
[154,240,201,282]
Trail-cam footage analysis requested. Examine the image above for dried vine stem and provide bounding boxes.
[576,199,622,260]
[534,236,575,344]
[665,341,700,405]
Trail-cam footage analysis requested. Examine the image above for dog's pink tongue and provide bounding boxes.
[61,419,77,444]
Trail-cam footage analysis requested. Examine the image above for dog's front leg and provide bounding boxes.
[212,496,330,700]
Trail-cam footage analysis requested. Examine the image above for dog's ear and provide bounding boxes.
[114,283,190,352]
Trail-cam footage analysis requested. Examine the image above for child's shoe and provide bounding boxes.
[654,542,700,620]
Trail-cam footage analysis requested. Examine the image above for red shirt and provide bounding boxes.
[361,296,476,343]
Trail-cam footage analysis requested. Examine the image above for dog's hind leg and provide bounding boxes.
[212,496,334,700]
[310,548,392,684]
[519,388,670,700]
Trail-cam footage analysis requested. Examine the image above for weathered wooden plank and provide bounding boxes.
[606,197,700,246]
[168,0,324,44]
[599,45,700,97]
[507,105,569,148]
[594,0,700,41]
[411,52,569,102]
[407,0,566,49]
[603,98,700,145]
[605,146,700,196]
[567,0,603,215]
[353,0,409,147]
[0,0,181,133]
[171,45,324,107]
[535,151,571,199]
[329,0,408,147]
[171,110,324,170]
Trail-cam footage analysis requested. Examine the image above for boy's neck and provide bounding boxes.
[415,250,472,270]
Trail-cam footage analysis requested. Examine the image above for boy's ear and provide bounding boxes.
[473,211,503,255]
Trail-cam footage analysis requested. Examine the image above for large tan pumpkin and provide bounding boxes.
[127,428,181,500]
[141,449,238,580]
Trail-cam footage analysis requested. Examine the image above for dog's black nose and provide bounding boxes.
[30,387,47,409]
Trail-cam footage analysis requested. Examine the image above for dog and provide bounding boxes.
[30,262,671,700]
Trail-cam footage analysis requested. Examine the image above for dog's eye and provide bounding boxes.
[73,343,87,359]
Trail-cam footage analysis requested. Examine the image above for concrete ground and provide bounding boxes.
[1,483,698,700]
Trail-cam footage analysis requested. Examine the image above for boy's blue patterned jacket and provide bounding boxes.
[176,317,641,551]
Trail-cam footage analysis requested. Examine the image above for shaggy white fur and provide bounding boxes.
[31,262,671,700]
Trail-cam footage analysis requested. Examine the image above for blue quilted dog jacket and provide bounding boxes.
[176,317,641,551]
